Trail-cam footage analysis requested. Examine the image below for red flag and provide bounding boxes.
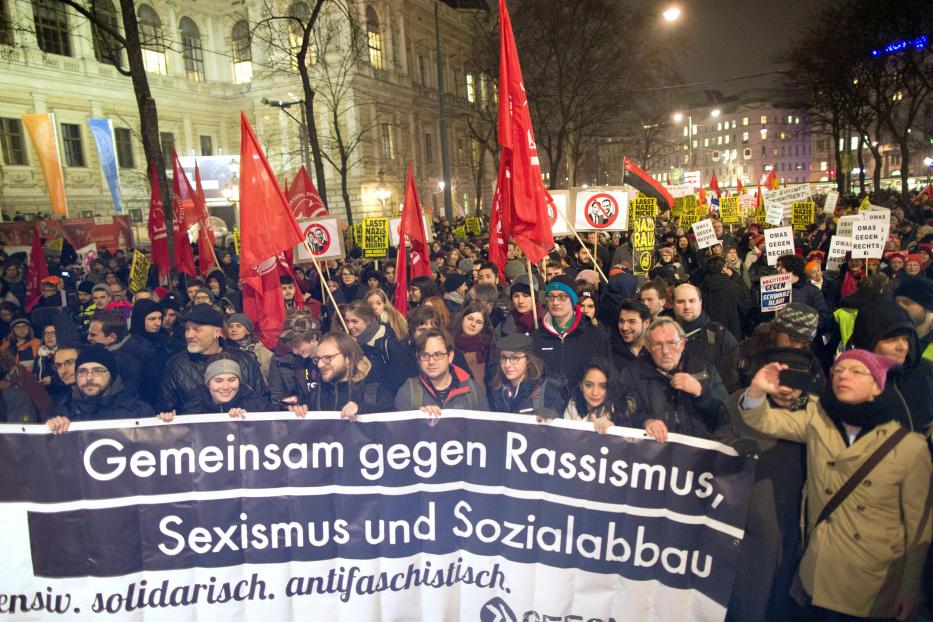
[737,179,744,195]
[913,184,933,204]
[194,162,218,276]
[622,157,675,212]
[238,112,304,349]
[488,163,511,275]
[698,186,708,206]
[169,152,196,275]
[709,172,721,198]
[394,164,432,315]
[493,0,553,264]
[764,169,778,190]
[147,162,171,276]
[287,166,328,218]
[24,224,49,312]
[757,180,763,210]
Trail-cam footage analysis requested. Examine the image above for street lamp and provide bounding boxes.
[662,6,681,22]
[261,97,311,175]
[710,109,721,118]
[375,169,391,213]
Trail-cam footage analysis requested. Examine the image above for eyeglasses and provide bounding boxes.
[417,351,449,362]
[499,354,527,365]
[832,364,872,378]
[76,367,110,378]
[53,360,76,370]
[312,353,343,365]
[649,339,682,352]
[546,293,571,302]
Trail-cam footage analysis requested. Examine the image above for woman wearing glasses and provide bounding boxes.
[487,333,563,420]
[741,350,931,622]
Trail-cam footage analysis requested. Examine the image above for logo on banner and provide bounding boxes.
[303,223,331,256]
[584,194,619,229]
[480,598,517,622]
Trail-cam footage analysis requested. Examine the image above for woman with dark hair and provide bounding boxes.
[342,300,411,393]
[450,303,493,394]
[676,234,700,279]
[575,284,609,336]
[488,333,563,419]
[562,358,626,434]
[332,264,363,304]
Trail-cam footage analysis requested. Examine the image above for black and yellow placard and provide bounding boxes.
[632,217,655,276]
[464,217,482,236]
[362,218,390,258]
[720,197,740,224]
[791,201,815,231]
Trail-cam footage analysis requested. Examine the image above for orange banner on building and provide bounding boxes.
[21,113,68,218]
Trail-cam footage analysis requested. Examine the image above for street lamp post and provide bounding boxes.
[434,2,453,221]
[261,97,312,175]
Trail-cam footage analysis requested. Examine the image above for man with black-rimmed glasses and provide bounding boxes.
[395,328,487,415]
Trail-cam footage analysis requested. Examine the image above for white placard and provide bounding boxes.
[666,183,695,198]
[763,185,812,210]
[851,220,889,259]
[764,226,795,266]
[389,212,433,246]
[765,205,785,226]
[739,194,758,214]
[836,215,859,239]
[826,235,851,272]
[294,217,344,261]
[823,190,839,214]
[548,190,571,236]
[692,218,718,249]
[760,273,793,313]
[573,189,629,231]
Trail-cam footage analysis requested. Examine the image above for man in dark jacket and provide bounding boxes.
[619,317,729,441]
[700,255,753,340]
[268,314,322,407]
[395,328,487,412]
[532,276,611,398]
[672,283,738,383]
[86,308,147,399]
[610,299,652,371]
[158,305,269,413]
[850,296,933,432]
[46,345,154,433]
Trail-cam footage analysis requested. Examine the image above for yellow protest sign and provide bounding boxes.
[720,197,740,224]
[233,229,240,256]
[632,197,657,221]
[361,218,390,258]
[858,195,870,211]
[129,249,151,292]
[632,217,655,275]
[791,201,815,231]
[672,197,684,218]
[452,226,467,239]
[464,217,482,236]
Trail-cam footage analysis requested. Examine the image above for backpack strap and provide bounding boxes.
[814,426,909,529]
[362,382,380,411]
[409,380,423,410]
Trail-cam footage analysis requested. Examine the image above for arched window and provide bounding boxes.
[286,2,317,68]
[33,0,71,56]
[92,0,121,67]
[231,20,252,83]
[137,5,166,74]
[366,6,384,70]
[179,17,204,81]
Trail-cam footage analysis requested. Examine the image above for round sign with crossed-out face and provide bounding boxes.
[584,193,619,229]
[304,223,331,256]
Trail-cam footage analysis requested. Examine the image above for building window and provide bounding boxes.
[61,123,85,167]
[742,117,748,126]
[232,20,253,83]
[180,17,205,82]
[138,5,167,75]
[465,73,476,102]
[457,138,465,165]
[91,0,122,67]
[418,55,428,86]
[0,118,27,165]
[742,131,749,144]
[199,135,213,156]
[760,128,768,141]
[716,122,722,132]
[287,2,316,69]
[381,124,395,159]
[724,135,730,145]
[114,127,134,168]
[160,131,175,160]
[703,138,709,148]
[33,0,72,56]
[712,151,720,161]
[366,6,384,70]
[820,161,828,171]
[743,148,752,159]
[0,0,12,46]
[760,115,767,125]
[761,146,766,156]
[424,132,434,164]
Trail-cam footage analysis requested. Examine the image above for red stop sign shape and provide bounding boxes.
[303,223,331,256]
[583,193,619,229]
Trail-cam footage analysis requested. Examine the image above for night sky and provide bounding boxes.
[630,0,820,92]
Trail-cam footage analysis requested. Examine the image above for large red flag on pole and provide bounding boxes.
[493,0,553,264]
[169,152,196,275]
[394,164,432,315]
[24,224,49,312]
[193,162,218,276]
[710,172,721,199]
[763,169,778,190]
[238,112,304,349]
[287,165,328,218]
[488,164,511,275]
[147,161,172,276]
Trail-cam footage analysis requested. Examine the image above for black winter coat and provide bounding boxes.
[618,353,730,440]
[49,377,154,422]
[268,352,320,406]
[487,377,564,419]
[701,272,753,340]
[183,385,274,415]
[158,345,269,413]
[309,378,395,413]
[532,310,612,398]
[358,323,413,394]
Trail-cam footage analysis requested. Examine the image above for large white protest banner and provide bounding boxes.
[0,412,754,622]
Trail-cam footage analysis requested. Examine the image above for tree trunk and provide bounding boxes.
[119,0,172,269]
[299,70,328,210]
[340,160,352,224]
[899,139,910,197]
[869,145,882,192]
[473,156,485,216]
[832,114,845,194]
[856,141,866,194]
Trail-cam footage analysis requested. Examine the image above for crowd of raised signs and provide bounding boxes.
[0,186,931,622]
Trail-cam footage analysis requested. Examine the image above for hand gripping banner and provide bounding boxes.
[0,411,754,621]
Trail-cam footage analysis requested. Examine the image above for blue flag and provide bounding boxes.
[87,118,123,214]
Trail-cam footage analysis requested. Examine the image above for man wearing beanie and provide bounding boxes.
[46,344,154,433]
[225,313,273,381]
[158,304,269,414]
[894,279,933,361]
[741,350,931,621]
[442,272,468,314]
[532,274,610,397]
[850,296,933,432]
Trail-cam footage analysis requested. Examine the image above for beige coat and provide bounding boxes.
[740,397,932,618]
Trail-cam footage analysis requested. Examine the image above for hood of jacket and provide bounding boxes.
[851,296,918,365]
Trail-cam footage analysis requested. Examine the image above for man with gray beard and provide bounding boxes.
[158,305,269,413]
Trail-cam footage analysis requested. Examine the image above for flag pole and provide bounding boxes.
[555,209,609,284]
[303,241,348,332]
[526,256,538,330]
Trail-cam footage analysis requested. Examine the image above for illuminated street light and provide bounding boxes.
[672,112,684,123]
[710,109,721,118]
[662,6,681,22]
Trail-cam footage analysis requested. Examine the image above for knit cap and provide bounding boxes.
[832,349,898,391]
[204,358,242,383]
[772,302,819,342]
[226,313,255,335]
[75,344,117,378]
[544,275,579,306]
